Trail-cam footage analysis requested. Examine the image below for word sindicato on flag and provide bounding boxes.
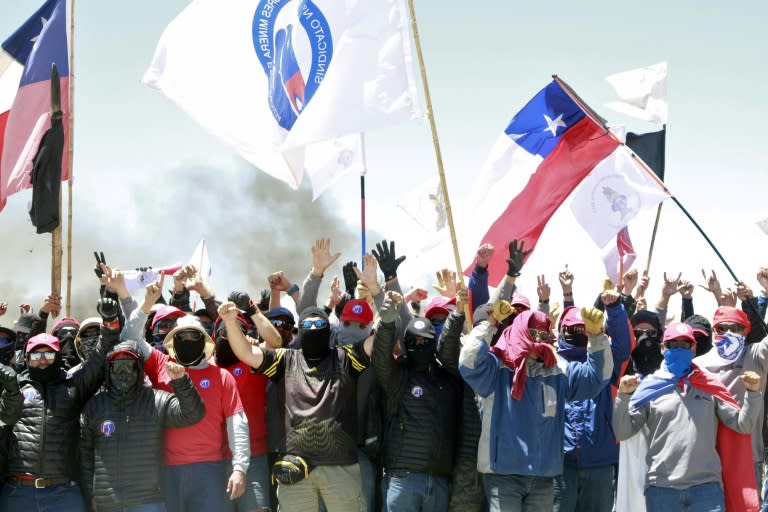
[143,0,422,191]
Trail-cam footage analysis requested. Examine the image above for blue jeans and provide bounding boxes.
[236,455,271,511]
[483,474,554,512]
[645,482,725,512]
[382,471,449,512]
[165,460,233,512]
[358,449,377,512]
[0,480,85,511]
[553,464,615,512]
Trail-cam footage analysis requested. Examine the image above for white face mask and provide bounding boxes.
[336,322,371,346]
[714,331,745,363]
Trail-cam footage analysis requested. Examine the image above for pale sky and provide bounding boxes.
[1,0,766,321]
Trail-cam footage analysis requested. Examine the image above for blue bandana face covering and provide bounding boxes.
[663,348,693,379]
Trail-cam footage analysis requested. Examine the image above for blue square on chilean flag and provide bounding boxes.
[504,81,585,159]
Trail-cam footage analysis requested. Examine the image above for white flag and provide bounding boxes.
[142,0,421,189]
[397,175,447,234]
[122,264,182,293]
[605,61,668,124]
[571,145,669,248]
[189,239,212,280]
[758,218,768,236]
[305,133,364,200]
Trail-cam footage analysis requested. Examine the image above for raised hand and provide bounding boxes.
[581,307,605,335]
[719,288,737,307]
[328,276,343,308]
[740,370,762,392]
[0,302,6,317]
[403,287,428,304]
[217,302,240,323]
[311,238,341,277]
[622,268,639,295]
[619,375,641,394]
[661,272,681,297]
[228,291,257,316]
[372,239,406,282]
[379,291,402,324]
[183,265,210,296]
[699,269,722,298]
[537,275,551,303]
[455,285,469,313]
[600,289,620,306]
[506,239,532,277]
[475,243,495,269]
[142,275,164,312]
[40,294,62,316]
[353,254,380,294]
[558,268,574,289]
[166,361,186,381]
[736,281,753,302]
[432,268,458,298]
[97,297,120,323]
[342,261,358,296]
[757,268,768,294]
[678,279,694,299]
[635,270,650,298]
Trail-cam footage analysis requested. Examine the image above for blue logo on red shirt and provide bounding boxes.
[233,367,244,377]
[199,379,211,389]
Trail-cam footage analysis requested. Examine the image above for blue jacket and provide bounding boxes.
[459,322,613,477]
[558,302,631,468]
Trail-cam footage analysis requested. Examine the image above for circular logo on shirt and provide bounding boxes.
[352,304,364,315]
[411,386,424,398]
[22,389,37,403]
[413,320,426,330]
[252,0,334,131]
[199,379,211,390]
[101,420,116,438]
[233,367,244,377]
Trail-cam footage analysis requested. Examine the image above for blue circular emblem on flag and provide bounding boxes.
[199,379,211,389]
[252,0,333,131]
[233,367,244,377]
[101,420,116,438]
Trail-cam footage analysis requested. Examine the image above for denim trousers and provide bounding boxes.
[483,473,554,512]
[381,471,449,512]
[0,480,85,512]
[645,482,725,512]
[552,463,615,512]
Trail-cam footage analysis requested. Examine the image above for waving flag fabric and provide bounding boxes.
[464,80,619,284]
[143,0,421,189]
[0,0,69,212]
[605,62,668,124]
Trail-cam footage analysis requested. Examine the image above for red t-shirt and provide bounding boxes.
[225,361,268,456]
[144,349,244,466]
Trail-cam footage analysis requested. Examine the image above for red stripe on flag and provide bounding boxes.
[467,118,620,284]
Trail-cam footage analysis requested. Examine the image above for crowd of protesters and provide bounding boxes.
[0,237,766,512]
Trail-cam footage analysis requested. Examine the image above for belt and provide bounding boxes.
[8,476,71,488]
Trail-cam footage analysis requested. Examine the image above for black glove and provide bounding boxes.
[342,261,358,296]
[506,239,532,277]
[0,364,18,390]
[228,291,257,317]
[97,297,120,323]
[372,240,406,282]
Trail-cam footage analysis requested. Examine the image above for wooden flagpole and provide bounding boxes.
[65,0,75,316]
[407,0,465,290]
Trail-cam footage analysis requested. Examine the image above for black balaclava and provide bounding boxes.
[214,319,242,368]
[108,358,140,400]
[684,314,713,357]
[630,310,663,375]
[173,329,207,367]
[53,325,80,369]
[297,307,332,360]
[28,352,63,385]
[404,318,437,370]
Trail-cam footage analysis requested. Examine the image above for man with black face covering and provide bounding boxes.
[80,340,205,512]
[374,291,462,511]
[628,310,664,376]
[0,327,16,367]
[0,298,121,512]
[50,317,80,370]
[553,291,631,512]
[219,301,374,512]
[137,314,249,512]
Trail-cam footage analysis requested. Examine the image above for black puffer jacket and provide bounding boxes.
[4,326,119,480]
[80,340,205,511]
[373,318,461,478]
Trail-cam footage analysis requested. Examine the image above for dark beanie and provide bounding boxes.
[630,310,662,332]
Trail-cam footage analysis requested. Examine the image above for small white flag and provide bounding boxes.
[758,218,768,236]
[396,175,447,234]
[605,61,668,124]
[189,239,212,280]
[305,133,364,200]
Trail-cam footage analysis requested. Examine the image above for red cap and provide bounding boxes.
[51,317,80,334]
[712,306,751,336]
[107,349,140,362]
[340,299,374,325]
[663,322,697,345]
[558,306,584,329]
[424,296,457,320]
[511,293,531,309]
[26,333,61,353]
[150,306,186,330]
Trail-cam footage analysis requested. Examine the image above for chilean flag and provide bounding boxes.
[0,0,69,212]
[464,81,619,284]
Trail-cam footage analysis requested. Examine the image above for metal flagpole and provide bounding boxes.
[407,1,465,292]
[65,0,75,316]
[360,133,367,269]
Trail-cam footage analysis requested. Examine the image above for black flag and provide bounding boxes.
[626,127,665,181]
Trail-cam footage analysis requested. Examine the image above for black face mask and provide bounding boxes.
[28,354,62,384]
[109,360,139,398]
[14,333,29,352]
[79,335,100,362]
[404,333,436,370]
[632,334,663,375]
[299,327,331,360]
[0,344,14,366]
[173,334,207,367]
[215,337,239,368]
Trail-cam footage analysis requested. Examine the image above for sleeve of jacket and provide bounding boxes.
[681,297,694,321]
[296,272,322,315]
[459,321,500,398]
[0,381,23,427]
[120,296,146,343]
[161,374,206,428]
[758,293,767,323]
[79,407,96,505]
[565,332,613,402]
[612,392,648,441]
[29,312,47,337]
[605,302,632,381]
[372,320,406,415]
[742,297,768,344]
[384,278,413,338]
[202,294,221,323]
[71,326,120,405]
[438,311,464,377]
[170,289,193,313]
[468,265,490,312]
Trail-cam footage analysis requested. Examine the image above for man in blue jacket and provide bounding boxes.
[459,304,613,512]
[553,290,631,512]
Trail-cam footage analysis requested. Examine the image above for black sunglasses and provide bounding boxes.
[633,328,658,338]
